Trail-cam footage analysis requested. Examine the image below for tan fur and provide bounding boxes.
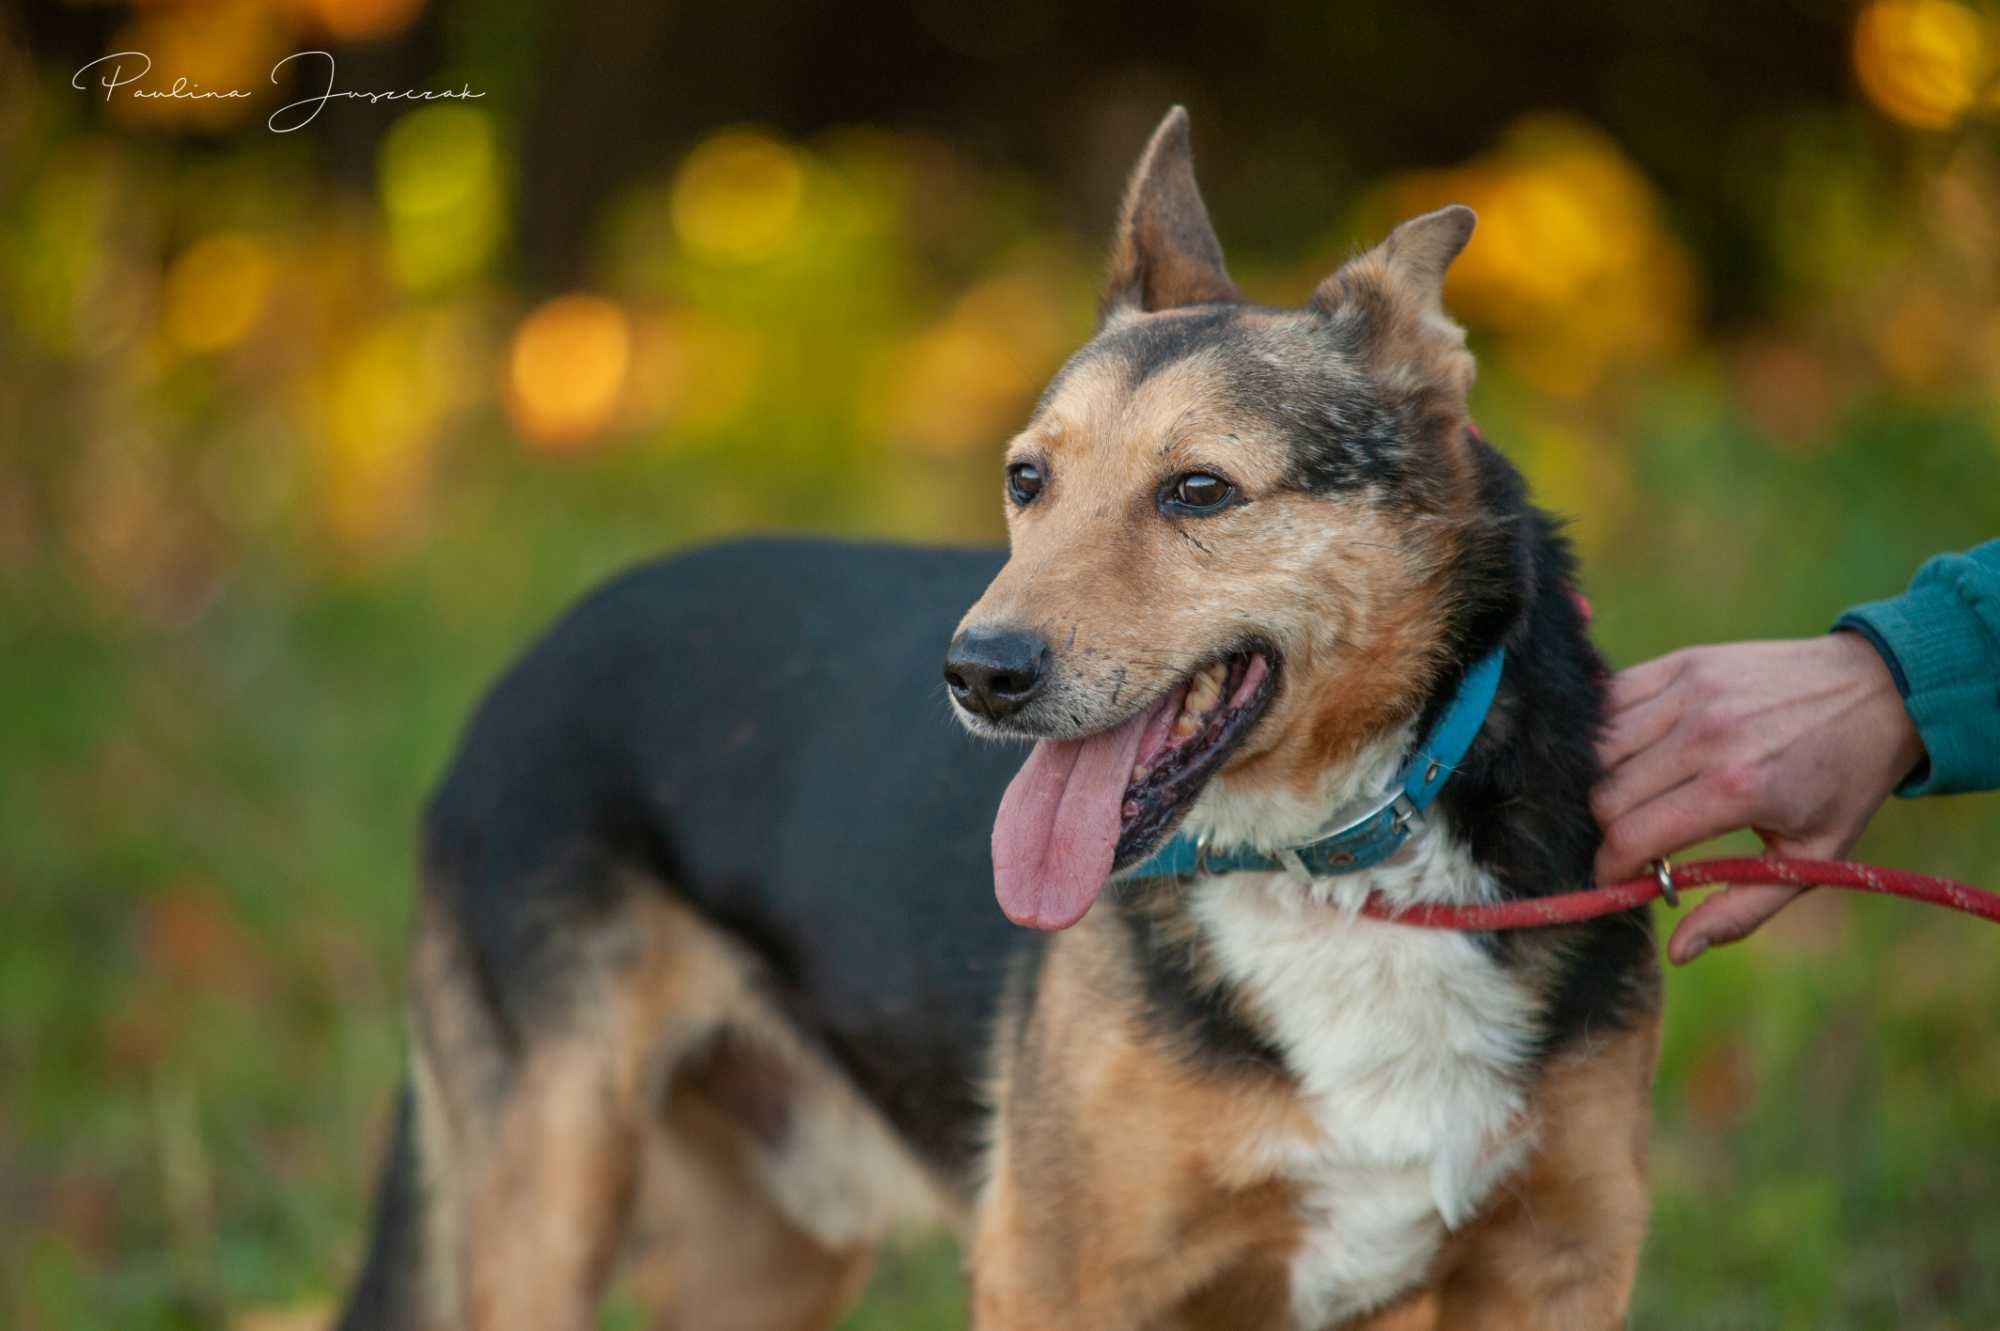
[970,923,1661,1330]
[970,909,1315,1331]
[1425,1007,1661,1329]
[1227,504,1459,801]
[407,879,956,1331]
[458,1028,641,1331]
[1348,1293,1443,1331]
[618,1092,878,1330]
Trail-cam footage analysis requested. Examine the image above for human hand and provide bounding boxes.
[1590,633,1926,964]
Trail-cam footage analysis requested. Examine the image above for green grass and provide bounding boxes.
[4,414,1999,1331]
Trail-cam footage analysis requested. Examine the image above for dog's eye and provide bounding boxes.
[1006,462,1044,506]
[1167,472,1234,514]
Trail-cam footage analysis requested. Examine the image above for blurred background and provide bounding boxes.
[3,0,1999,1327]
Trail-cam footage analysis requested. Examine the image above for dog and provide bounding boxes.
[336,107,1659,1331]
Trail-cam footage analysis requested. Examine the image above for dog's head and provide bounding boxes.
[948,107,1506,930]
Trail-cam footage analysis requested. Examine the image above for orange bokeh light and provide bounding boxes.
[295,0,428,43]
[505,294,632,452]
[1854,0,1994,131]
[162,232,275,353]
[102,2,283,132]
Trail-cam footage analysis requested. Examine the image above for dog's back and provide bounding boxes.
[341,538,1031,1331]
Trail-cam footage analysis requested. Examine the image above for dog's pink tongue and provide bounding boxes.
[992,706,1155,931]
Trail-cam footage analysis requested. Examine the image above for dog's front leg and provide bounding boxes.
[967,1149,1168,1331]
[968,1079,1303,1331]
[970,1180,1301,1331]
[970,921,1313,1331]
[1423,1018,1660,1331]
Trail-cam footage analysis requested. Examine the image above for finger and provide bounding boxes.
[1606,652,1689,713]
[1594,687,1686,779]
[1666,883,1807,964]
[1593,776,1738,883]
[1591,737,1701,835]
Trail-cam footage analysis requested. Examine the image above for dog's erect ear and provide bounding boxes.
[1313,205,1478,395]
[1316,204,1476,323]
[1101,107,1242,319]
[1375,205,1476,311]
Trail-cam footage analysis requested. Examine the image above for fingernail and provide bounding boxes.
[1679,937,1708,965]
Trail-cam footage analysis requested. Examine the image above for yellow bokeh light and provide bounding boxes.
[506,294,632,452]
[162,232,275,354]
[625,311,763,435]
[319,318,448,558]
[1854,0,1993,131]
[378,106,503,289]
[1373,116,1696,400]
[670,130,807,263]
[1515,424,1634,560]
[883,272,1072,456]
[380,107,495,218]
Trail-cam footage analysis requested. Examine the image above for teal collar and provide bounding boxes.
[1119,647,1505,882]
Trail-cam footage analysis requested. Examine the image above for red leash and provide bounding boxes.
[1359,856,2000,930]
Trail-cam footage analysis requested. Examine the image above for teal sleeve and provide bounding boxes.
[1834,539,2000,797]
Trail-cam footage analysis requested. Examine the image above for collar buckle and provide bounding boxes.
[1315,785,1406,842]
[1391,790,1426,838]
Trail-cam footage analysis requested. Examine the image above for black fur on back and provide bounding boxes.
[1420,429,1654,1053]
[382,450,1639,1249]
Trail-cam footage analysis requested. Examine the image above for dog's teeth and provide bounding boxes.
[1132,764,1150,783]
[1183,663,1226,715]
[1170,662,1230,738]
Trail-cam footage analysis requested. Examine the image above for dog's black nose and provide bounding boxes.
[945,627,1049,721]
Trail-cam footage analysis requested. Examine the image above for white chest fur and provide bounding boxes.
[1184,827,1542,1330]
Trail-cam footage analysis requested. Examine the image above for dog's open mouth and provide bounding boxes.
[991,647,1278,931]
